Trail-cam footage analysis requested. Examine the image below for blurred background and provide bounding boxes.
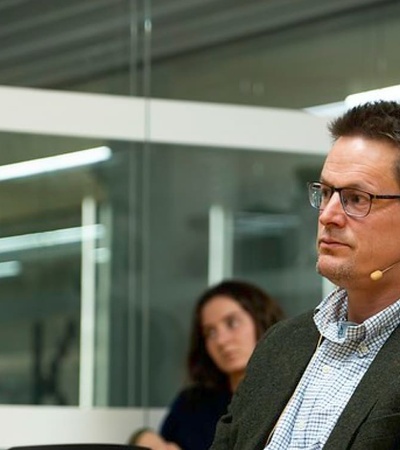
[0,0,397,412]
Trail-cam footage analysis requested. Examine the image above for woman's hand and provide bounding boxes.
[134,429,182,450]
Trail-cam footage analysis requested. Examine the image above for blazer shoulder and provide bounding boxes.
[250,309,318,367]
[262,309,316,341]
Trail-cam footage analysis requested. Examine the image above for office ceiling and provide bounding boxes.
[0,0,395,90]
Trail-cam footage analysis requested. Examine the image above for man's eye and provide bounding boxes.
[346,191,368,205]
[320,187,331,199]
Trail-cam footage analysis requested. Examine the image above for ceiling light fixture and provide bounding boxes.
[0,146,111,182]
[0,261,21,278]
[345,84,400,108]
[0,225,105,254]
[304,84,400,118]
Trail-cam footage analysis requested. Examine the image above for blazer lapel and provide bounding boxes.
[324,324,400,449]
[244,314,321,450]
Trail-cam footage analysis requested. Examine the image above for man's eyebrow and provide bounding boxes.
[319,179,368,190]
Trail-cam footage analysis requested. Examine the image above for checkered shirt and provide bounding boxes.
[265,287,400,450]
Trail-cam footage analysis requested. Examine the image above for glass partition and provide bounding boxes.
[143,143,325,405]
[0,91,330,435]
[0,129,325,407]
[0,134,143,407]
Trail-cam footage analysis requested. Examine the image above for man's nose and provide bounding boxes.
[319,191,347,224]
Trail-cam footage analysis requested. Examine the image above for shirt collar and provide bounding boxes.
[313,287,400,344]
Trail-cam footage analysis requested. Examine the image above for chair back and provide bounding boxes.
[9,445,149,450]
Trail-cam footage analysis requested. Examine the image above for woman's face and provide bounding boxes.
[201,295,257,388]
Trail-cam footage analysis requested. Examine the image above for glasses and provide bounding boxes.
[307,181,400,217]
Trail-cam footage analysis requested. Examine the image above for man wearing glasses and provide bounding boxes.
[210,100,400,450]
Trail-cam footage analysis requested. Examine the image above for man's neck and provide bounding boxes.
[346,285,400,323]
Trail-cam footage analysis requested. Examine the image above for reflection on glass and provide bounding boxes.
[0,138,119,406]
[0,135,325,408]
[0,147,111,181]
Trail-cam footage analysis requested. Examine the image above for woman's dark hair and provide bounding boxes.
[187,279,284,391]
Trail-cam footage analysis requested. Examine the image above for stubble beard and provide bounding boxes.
[316,254,354,285]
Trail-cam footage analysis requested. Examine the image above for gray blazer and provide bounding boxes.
[210,311,400,450]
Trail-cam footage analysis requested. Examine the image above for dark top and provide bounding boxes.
[160,385,232,450]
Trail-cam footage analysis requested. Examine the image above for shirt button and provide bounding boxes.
[297,420,306,430]
[322,365,330,374]
[358,343,369,356]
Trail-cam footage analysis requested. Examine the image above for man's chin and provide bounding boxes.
[316,257,328,274]
[317,254,335,274]
[317,259,352,284]
[317,253,336,270]
[316,263,330,279]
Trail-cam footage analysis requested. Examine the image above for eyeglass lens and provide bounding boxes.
[309,183,371,217]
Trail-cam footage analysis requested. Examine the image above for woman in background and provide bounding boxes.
[130,279,285,450]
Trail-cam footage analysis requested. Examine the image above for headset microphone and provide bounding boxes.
[370,261,400,281]
[370,270,384,281]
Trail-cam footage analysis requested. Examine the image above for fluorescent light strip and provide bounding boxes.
[0,225,105,254]
[0,260,21,278]
[304,84,400,118]
[345,84,400,107]
[0,146,111,181]
[303,101,347,117]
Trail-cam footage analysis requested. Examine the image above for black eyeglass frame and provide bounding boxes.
[307,181,400,217]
